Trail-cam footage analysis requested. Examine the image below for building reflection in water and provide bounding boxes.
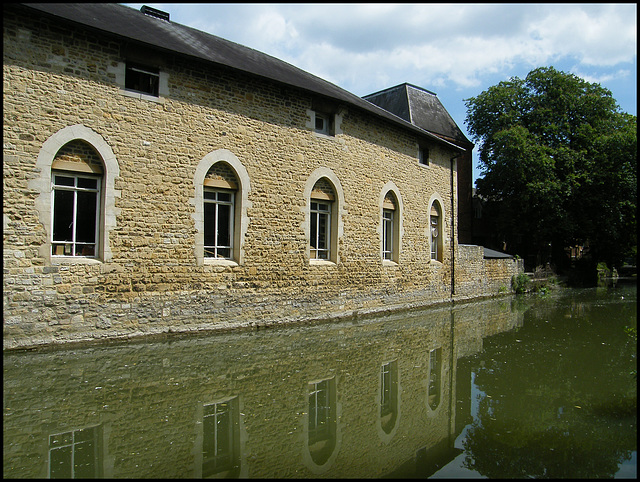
[427,347,442,411]
[305,377,338,470]
[4,297,526,478]
[379,360,399,437]
[201,397,241,478]
[48,425,104,478]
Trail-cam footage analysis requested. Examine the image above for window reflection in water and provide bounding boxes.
[380,360,399,434]
[307,378,337,466]
[49,425,103,478]
[428,348,442,411]
[203,397,240,478]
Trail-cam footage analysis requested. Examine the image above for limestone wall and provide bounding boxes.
[3,8,521,350]
[455,245,523,299]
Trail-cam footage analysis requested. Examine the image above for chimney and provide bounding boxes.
[140,5,170,22]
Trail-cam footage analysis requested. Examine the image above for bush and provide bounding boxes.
[512,273,531,294]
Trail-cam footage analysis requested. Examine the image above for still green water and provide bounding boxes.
[3,283,636,478]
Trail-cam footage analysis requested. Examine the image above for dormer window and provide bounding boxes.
[314,112,334,136]
[125,62,159,97]
[419,146,430,166]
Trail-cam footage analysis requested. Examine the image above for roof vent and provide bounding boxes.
[140,5,170,21]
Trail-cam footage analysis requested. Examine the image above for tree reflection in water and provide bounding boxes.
[462,287,637,479]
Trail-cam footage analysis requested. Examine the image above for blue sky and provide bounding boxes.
[125,3,637,185]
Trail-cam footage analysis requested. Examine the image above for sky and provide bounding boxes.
[125,3,637,185]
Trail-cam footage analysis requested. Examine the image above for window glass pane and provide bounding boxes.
[52,190,74,242]
[50,445,72,479]
[317,213,328,250]
[75,191,97,243]
[125,64,159,96]
[217,204,232,247]
[204,190,217,200]
[77,177,98,190]
[203,413,216,459]
[217,192,232,203]
[204,203,216,249]
[54,176,75,187]
[54,175,75,187]
[73,438,96,478]
[310,212,318,250]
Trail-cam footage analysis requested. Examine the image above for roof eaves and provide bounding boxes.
[18,3,465,153]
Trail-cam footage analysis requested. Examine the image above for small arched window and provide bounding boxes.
[430,202,443,262]
[51,141,104,258]
[203,162,238,260]
[193,149,250,266]
[310,178,335,261]
[382,192,399,263]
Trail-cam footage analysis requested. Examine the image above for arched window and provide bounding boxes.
[380,182,403,265]
[203,162,238,260]
[382,194,395,262]
[51,141,103,258]
[310,178,334,261]
[304,168,344,265]
[193,149,250,266]
[430,201,443,262]
[31,125,120,263]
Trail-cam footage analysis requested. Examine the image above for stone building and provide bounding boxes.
[3,3,522,349]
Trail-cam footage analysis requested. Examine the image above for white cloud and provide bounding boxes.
[219,3,635,94]
[527,4,637,66]
[125,3,636,117]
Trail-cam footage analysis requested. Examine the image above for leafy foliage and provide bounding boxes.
[465,67,637,271]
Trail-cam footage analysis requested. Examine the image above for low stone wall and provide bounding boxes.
[3,245,522,350]
[454,244,523,300]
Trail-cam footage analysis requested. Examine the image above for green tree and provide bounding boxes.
[465,67,637,273]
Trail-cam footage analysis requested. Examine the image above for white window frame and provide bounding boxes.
[310,201,331,260]
[203,188,235,260]
[382,209,394,261]
[380,183,403,265]
[51,171,101,258]
[429,214,442,261]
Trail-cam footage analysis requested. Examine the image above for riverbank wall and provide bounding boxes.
[3,247,522,351]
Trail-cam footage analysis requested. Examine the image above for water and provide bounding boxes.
[3,283,636,478]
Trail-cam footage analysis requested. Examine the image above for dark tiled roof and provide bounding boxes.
[18,3,464,153]
[364,83,473,147]
[483,247,514,259]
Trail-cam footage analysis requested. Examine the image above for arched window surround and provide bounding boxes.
[379,181,404,265]
[427,194,446,263]
[192,149,251,266]
[30,125,120,264]
[303,167,345,265]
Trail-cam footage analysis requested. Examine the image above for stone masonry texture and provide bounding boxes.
[3,5,522,350]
